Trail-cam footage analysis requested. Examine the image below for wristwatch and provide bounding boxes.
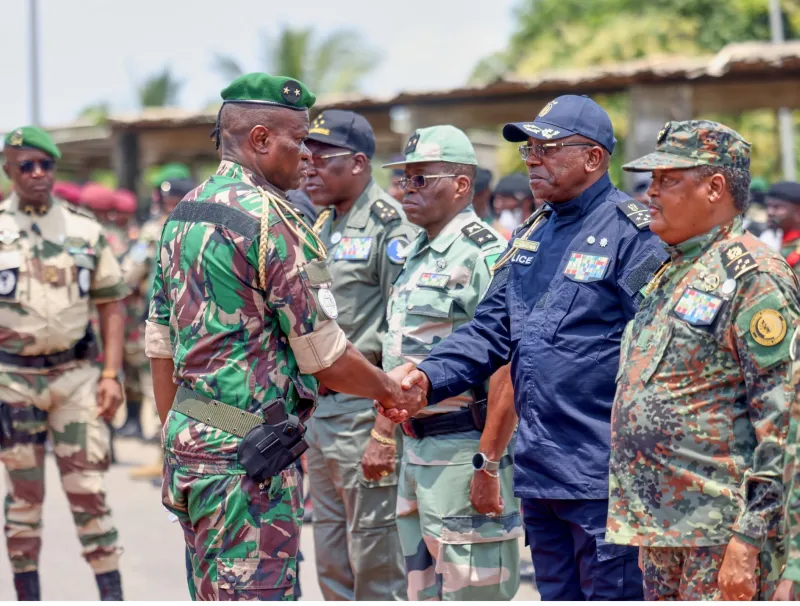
[472,452,500,473]
[101,368,126,384]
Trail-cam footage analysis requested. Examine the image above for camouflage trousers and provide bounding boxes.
[162,451,301,600]
[642,539,784,600]
[0,362,121,574]
[396,431,522,601]
[305,405,407,601]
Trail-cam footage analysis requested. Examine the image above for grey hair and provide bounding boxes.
[692,165,751,212]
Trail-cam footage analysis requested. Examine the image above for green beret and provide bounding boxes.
[3,126,61,160]
[220,72,316,111]
[151,162,191,187]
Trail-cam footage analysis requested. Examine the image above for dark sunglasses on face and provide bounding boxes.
[16,159,56,174]
[399,174,456,190]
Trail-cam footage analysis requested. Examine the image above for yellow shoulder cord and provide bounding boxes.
[258,189,271,289]
[641,261,672,298]
[257,187,327,262]
[491,212,549,273]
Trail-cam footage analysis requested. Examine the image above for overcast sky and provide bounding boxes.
[0,0,516,131]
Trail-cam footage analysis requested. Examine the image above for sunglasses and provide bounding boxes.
[518,142,595,160]
[15,159,56,174]
[399,174,456,190]
[309,150,353,169]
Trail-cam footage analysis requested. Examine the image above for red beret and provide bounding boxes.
[114,189,138,214]
[79,183,116,212]
[53,181,83,205]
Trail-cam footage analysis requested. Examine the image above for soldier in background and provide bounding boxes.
[766,181,800,277]
[0,126,127,600]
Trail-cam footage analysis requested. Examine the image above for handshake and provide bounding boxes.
[376,363,429,423]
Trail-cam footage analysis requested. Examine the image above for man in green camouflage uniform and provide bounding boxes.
[304,109,415,600]
[382,125,522,600]
[0,126,128,600]
[608,120,799,600]
[146,73,424,601]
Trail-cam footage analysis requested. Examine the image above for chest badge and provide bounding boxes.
[586,235,596,245]
[0,269,18,297]
[750,309,787,347]
[333,236,373,261]
[436,258,447,271]
[674,287,723,326]
[564,252,610,282]
[330,232,342,245]
[600,238,608,248]
[721,278,737,295]
[703,274,720,291]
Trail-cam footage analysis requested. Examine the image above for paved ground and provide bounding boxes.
[0,438,539,601]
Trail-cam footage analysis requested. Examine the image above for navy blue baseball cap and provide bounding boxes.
[502,95,616,154]
[307,109,376,158]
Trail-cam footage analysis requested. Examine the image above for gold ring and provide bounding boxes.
[380,471,389,477]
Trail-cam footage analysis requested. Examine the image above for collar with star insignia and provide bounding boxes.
[23,202,50,217]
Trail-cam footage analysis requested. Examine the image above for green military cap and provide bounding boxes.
[3,125,61,160]
[623,120,750,173]
[383,125,477,168]
[151,162,191,188]
[220,72,316,111]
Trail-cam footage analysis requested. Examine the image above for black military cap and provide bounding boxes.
[160,178,196,198]
[494,173,532,199]
[307,109,376,158]
[475,167,493,194]
[767,181,800,205]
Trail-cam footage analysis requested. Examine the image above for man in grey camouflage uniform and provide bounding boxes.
[383,125,522,600]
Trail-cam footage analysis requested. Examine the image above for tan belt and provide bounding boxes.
[172,386,263,439]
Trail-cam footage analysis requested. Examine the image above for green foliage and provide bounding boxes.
[212,26,381,95]
[138,67,183,108]
[77,102,110,125]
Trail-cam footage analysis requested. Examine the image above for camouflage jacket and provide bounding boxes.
[785,329,800,581]
[0,194,128,365]
[146,161,347,459]
[383,207,506,421]
[608,216,798,549]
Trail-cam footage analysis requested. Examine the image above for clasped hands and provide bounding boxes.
[375,362,429,422]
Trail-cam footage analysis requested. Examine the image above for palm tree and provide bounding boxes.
[213,26,380,95]
[137,66,183,108]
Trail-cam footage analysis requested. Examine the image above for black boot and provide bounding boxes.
[96,571,124,601]
[14,571,41,600]
[118,401,143,439]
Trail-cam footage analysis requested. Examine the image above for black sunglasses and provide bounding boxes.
[16,159,56,174]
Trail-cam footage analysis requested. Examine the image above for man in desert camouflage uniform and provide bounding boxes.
[382,125,522,600]
[304,108,415,601]
[145,73,423,600]
[608,120,799,600]
[0,126,127,600]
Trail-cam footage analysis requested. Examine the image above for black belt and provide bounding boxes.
[0,328,96,369]
[401,405,483,439]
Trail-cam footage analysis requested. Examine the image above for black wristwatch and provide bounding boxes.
[472,452,500,473]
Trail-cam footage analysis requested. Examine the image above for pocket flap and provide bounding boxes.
[216,556,296,592]
[72,253,96,270]
[440,511,524,545]
[407,289,453,318]
[0,250,21,270]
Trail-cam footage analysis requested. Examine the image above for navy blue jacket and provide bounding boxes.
[417,174,668,499]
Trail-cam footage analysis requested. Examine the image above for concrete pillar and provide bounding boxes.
[626,84,693,189]
[112,131,140,194]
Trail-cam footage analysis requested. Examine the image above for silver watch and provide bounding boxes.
[472,452,500,472]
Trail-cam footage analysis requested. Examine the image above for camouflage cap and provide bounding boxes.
[3,125,61,160]
[623,120,750,173]
[382,125,477,168]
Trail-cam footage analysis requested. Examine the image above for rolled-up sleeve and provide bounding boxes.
[145,240,172,359]
[265,217,347,373]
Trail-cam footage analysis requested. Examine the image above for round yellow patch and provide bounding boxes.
[749,309,787,347]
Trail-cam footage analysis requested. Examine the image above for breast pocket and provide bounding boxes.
[0,249,22,301]
[401,289,454,356]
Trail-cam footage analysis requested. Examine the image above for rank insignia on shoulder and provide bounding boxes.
[722,242,758,279]
[418,272,450,289]
[750,309,787,347]
[370,200,400,224]
[461,222,498,247]
[616,199,651,230]
[673,287,724,326]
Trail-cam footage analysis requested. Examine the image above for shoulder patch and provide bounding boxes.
[312,207,332,234]
[616,199,651,230]
[370,200,400,225]
[64,202,96,220]
[722,242,758,280]
[461,222,499,247]
[386,237,409,264]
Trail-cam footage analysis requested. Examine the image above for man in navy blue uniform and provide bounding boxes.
[382,96,667,600]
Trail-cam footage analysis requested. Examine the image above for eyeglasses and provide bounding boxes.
[309,150,353,168]
[399,174,456,190]
[518,142,595,160]
[16,159,56,174]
